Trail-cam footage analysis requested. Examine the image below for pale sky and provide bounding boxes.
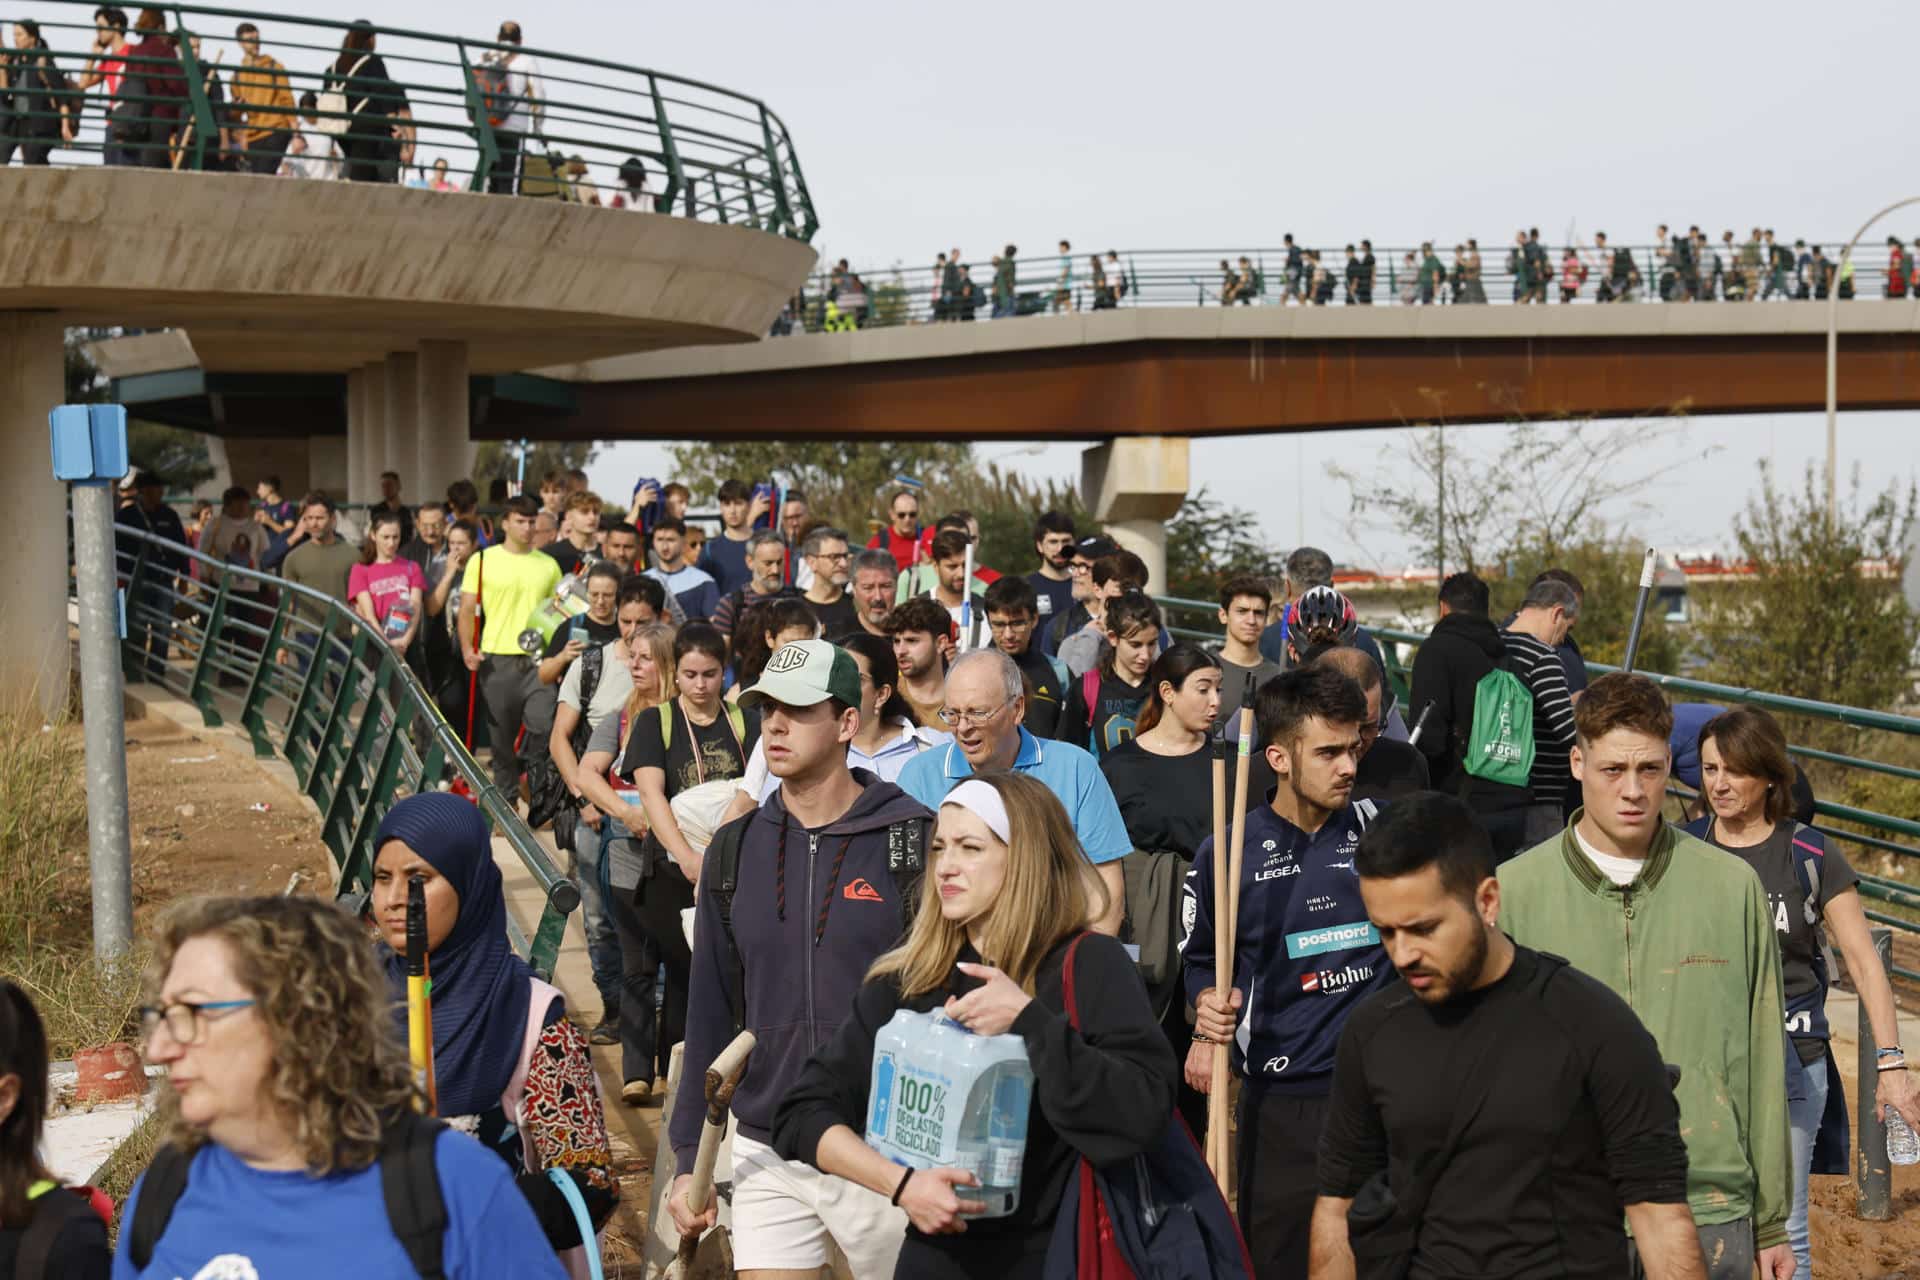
[31,0,1915,567]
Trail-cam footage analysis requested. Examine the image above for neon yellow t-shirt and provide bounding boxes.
[461,545,562,655]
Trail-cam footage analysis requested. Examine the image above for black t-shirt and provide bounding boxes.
[1026,570,1076,633]
[1057,669,1147,758]
[0,1192,110,1279]
[548,539,594,577]
[1318,945,1690,1280]
[1702,819,1856,1063]
[807,592,860,641]
[1010,644,1066,738]
[1100,738,1212,858]
[541,613,620,661]
[1353,738,1429,806]
[616,699,758,796]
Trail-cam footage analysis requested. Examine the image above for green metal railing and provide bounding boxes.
[100,526,578,976]
[1153,595,1920,980]
[5,2,816,238]
[793,240,1911,331]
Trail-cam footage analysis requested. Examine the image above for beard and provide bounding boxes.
[1407,925,1489,1006]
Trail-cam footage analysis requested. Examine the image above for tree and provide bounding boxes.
[1331,417,1715,574]
[1695,462,1918,713]
[66,326,215,488]
[1163,487,1281,602]
[917,461,1088,576]
[1495,536,1681,673]
[471,441,598,498]
[665,440,973,538]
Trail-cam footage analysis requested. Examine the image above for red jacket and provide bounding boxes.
[867,525,928,573]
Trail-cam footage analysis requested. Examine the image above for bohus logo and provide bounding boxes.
[1285,920,1379,959]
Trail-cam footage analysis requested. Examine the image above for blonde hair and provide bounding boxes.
[868,771,1105,998]
[619,622,678,752]
[143,896,418,1175]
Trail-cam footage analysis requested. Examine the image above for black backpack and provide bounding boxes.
[703,810,930,1035]
[129,1112,450,1278]
[15,1186,107,1280]
[539,644,606,852]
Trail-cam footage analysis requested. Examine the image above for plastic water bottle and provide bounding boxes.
[1888,1109,1920,1166]
[866,1009,1034,1217]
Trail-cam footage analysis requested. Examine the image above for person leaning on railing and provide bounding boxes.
[1,20,76,165]
[228,21,295,175]
[323,20,413,183]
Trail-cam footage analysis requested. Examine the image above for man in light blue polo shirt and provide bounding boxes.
[896,648,1129,934]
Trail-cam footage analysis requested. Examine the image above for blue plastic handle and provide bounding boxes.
[546,1168,604,1280]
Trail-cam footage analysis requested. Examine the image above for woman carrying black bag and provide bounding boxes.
[323,21,413,183]
[0,21,74,166]
[772,772,1186,1279]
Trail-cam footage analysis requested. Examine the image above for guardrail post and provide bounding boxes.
[758,107,794,238]
[1857,925,1894,1220]
[784,135,819,241]
[238,592,291,757]
[710,172,728,224]
[456,41,501,192]
[339,672,416,894]
[170,11,217,172]
[308,631,371,813]
[648,75,684,215]
[121,541,151,683]
[185,572,230,727]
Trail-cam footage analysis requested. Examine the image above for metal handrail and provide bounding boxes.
[98,525,578,976]
[791,241,1916,330]
[2,1,815,238]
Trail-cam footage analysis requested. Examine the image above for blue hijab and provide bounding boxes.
[376,793,533,1118]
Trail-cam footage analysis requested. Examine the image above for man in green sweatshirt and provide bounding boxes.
[1497,672,1792,1280]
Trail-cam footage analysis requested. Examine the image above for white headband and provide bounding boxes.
[943,778,1011,844]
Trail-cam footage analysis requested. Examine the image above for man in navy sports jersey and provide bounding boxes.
[1182,665,1391,1280]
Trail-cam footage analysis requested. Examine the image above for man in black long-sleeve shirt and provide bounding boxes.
[1309,793,1704,1280]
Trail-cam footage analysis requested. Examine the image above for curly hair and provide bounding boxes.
[144,896,417,1175]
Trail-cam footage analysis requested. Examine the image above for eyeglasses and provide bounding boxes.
[987,617,1033,632]
[938,698,1013,728]
[138,999,256,1046]
[1067,562,1092,575]
[812,550,851,562]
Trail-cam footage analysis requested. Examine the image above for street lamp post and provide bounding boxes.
[1825,196,1920,525]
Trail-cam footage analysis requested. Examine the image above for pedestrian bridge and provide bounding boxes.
[532,299,1920,441]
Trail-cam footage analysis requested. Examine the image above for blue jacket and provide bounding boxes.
[1181,799,1392,1094]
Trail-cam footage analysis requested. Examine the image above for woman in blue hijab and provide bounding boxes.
[372,793,618,1266]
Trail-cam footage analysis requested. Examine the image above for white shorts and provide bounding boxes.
[729,1133,908,1278]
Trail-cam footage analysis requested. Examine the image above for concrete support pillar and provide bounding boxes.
[414,339,472,501]
[309,435,348,497]
[1081,436,1191,597]
[382,351,419,494]
[0,314,72,717]
[347,362,388,505]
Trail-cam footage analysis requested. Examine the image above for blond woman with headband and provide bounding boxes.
[773,771,1176,1279]
[116,895,564,1277]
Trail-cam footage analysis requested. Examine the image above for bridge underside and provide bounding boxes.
[559,330,1920,442]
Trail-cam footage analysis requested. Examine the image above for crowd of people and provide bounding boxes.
[5,468,1911,1279]
[0,10,657,203]
[785,226,1920,332]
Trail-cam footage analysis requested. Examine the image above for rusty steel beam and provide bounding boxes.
[541,331,1920,443]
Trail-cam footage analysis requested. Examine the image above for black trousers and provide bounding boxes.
[489,128,522,194]
[1238,1087,1329,1280]
[633,857,695,1076]
[0,127,58,166]
[238,128,293,174]
[605,863,663,1084]
[894,1230,1051,1279]
[341,129,399,183]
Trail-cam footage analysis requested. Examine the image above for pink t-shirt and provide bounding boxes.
[348,557,426,626]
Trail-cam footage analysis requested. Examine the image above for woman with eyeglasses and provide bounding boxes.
[116,895,564,1277]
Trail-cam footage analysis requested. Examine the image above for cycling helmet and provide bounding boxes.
[1294,585,1350,642]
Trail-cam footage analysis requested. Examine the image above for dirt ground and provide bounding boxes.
[1808,1050,1920,1279]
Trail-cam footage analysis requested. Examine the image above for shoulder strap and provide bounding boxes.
[886,816,931,925]
[379,1111,450,1280]
[578,643,605,708]
[1082,669,1100,730]
[660,700,674,753]
[1046,654,1069,689]
[128,1142,193,1268]
[704,814,754,1035]
[1789,824,1824,924]
[17,1186,97,1280]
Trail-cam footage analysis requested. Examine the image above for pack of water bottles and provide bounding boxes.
[866,1009,1035,1217]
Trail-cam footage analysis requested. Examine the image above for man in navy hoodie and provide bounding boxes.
[1181,664,1392,1280]
[665,639,933,1275]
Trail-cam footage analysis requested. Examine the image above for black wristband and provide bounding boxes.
[890,1167,914,1206]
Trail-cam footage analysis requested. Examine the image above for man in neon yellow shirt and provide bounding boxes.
[458,494,561,794]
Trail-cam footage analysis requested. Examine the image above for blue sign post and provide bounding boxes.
[51,404,134,963]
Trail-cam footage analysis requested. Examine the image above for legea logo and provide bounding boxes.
[1285,920,1379,958]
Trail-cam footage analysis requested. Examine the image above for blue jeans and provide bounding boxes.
[571,812,628,1014]
[1788,1054,1829,1277]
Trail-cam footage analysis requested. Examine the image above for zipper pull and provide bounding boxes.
[809,833,819,858]
[1622,889,1635,920]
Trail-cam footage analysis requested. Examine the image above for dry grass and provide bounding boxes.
[0,711,140,1057]
[94,1108,164,1246]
